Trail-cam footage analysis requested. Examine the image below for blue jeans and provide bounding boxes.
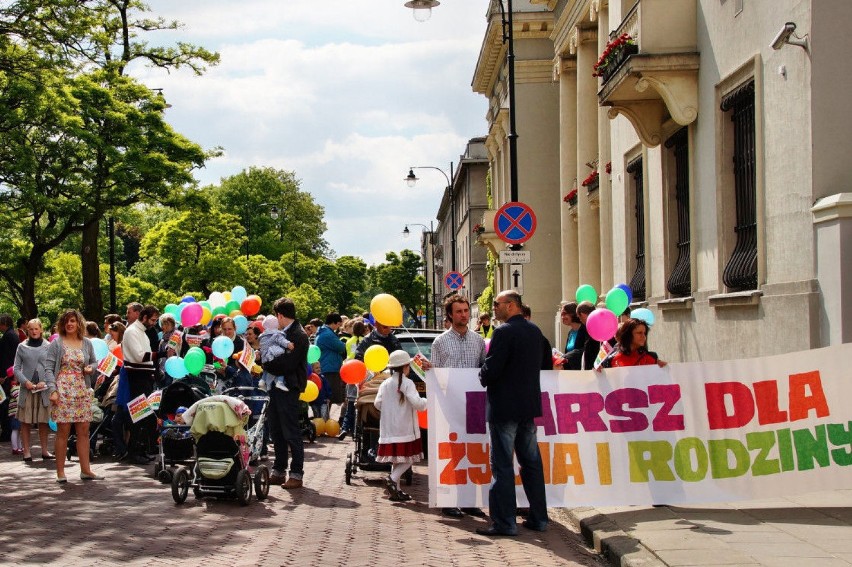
[488,418,549,533]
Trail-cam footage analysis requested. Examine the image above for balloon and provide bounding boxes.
[363,345,389,372]
[49,334,58,342]
[605,287,629,317]
[90,338,109,361]
[164,303,180,315]
[312,417,326,437]
[180,303,203,327]
[223,291,232,301]
[632,308,656,326]
[212,336,235,360]
[340,359,367,385]
[180,296,196,304]
[225,300,241,314]
[484,338,491,354]
[184,347,206,375]
[231,286,248,303]
[616,283,633,305]
[48,419,57,432]
[309,373,322,391]
[299,380,319,402]
[241,296,261,317]
[208,291,225,308]
[234,315,249,334]
[212,305,228,318]
[200,300,212,311]
[324,419,340,437]
[586,309,618,342]
[199,306,212,326]
[417,409,428,430]
[370,293,402,327]
[575,284,598,305]
[307,344,321,364]
[165,356,188,379]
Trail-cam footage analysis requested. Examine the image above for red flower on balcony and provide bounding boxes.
[581,171,599,187]
[593,33,635,77]
[605,161,612,175]
[472,223,484,235]
[563,189,578,205]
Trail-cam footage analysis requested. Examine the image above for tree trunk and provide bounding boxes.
[20,264,39,320]
[81,220,104,321]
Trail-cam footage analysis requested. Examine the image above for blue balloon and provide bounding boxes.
[631,308,655,326]
[616,283,633,305]
[234,315,248,334]
[212,335,235,361]
[231,286,248,303]
[48,419,57,432]
[90,338,109,361]
[180,296,196,304]
[165,356,188,379]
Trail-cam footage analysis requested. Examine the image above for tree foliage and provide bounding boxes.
[372,250,428,325]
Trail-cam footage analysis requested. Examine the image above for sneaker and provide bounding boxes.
[275,381,289,392]
[337,430,349,441]
[257,380,267,391]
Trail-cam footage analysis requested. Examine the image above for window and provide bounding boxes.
[665,127,691,297]
[720,80,757,291]
[627,156,646,301]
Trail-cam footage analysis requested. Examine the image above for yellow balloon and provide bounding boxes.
[370,293,402,327]
[312,417,326,437]
[299,380,319,403]
[199,306,212,326]
[364,344,390,372]
[324,419,340,437]
[223,291,232,301]
[229,310,243,317]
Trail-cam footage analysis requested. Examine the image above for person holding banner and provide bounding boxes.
[42,309,101,483]
[121,304,160,465]
[598,318,667,369]
[477,291,549,536]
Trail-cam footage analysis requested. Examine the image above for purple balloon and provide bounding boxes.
[586,309,618,342]
[616,283,633,305]
[181,302,203,327]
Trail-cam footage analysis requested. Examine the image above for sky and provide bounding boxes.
[134,0,490,266]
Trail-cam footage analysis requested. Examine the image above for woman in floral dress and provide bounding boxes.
[43,309,101,484]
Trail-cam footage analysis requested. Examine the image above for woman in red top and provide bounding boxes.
[599,318,668,369]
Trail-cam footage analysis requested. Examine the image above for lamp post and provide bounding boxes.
[403,222,436,328]
[405,165,455,272]
[108,216,116,314]
[404,0,518,203]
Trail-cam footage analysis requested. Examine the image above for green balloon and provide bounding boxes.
[200,301,212,311]
[212,305,228,317]
[575,284,598,305]
[184,347,206,375]
[164,303,180,315]
[307,344,321,364]
[225,300,241,313]
[605,287,629,316]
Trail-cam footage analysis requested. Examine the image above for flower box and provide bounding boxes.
[472,223,484,235]
[581,170,599,193]
[593,34,638,83]
[563,189,578,207]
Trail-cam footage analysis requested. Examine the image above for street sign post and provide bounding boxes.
[494,201,537,245]
[499,250,531,264]
[510,264,524,295]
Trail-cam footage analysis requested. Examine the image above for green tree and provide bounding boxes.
[373,250,429,326]
[330,255,368,315]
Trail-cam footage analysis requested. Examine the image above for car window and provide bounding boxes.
[396,335,436,360]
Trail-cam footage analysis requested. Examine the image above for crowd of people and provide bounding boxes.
[0,289,665,538]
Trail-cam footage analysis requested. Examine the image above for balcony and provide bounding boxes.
[597,0,699,147]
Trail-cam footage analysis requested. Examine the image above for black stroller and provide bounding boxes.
[170,397,270,506]
[153,379,207,483]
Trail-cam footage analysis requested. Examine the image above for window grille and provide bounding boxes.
[720,80,757,291]
[665,128,691,296]
[627,156,645,301]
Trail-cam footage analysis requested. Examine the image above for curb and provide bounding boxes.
[556,507,668,567]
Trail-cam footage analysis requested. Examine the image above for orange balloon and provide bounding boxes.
[340,359,367,385]
[241,296,262,317]
[417,409,428,429]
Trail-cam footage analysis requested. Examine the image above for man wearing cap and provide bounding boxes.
[476,290,548,537]
[428,293,487,519]
[263,297,310,489]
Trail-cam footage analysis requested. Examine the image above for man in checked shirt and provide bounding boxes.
[427,293,487,519]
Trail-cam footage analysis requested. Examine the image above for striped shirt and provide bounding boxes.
[430,328,486,369]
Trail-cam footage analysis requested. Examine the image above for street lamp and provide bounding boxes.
[403,222,436,328]
[404,0,519,203]
[404,165,456,272]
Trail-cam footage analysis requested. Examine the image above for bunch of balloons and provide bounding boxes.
[163,286,263,330]
[574,282,654,342]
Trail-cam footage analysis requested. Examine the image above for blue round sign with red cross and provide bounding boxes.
[444,271,464,290]
[494,201,537,245]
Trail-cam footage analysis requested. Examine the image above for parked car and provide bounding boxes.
[392,328,443,361]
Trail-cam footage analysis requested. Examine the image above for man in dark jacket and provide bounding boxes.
[264,297,310,489]
[476,291,548,537]
[0,314,19,442]
[353,322,402,361]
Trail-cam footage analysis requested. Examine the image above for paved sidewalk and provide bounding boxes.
[0,435,605,567]
[566,490,852,567]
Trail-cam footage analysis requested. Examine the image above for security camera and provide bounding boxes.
[770,22,808,51]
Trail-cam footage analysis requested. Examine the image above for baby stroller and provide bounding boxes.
[67,374,116,462]
[300,400,318,443]
[221,382,269,463]
[153,379,208,483]
[170,396,270,506]
[344,372,413,486]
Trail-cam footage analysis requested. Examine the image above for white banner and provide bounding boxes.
[425,344,852,508]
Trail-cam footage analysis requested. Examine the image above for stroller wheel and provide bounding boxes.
[305,421,317,444]
[153,462,163,480]
[236,469,252,506]
[158,468,173,484]
[254,465,270,501]
[193,487,202,500]
[345,454,353,485]
[171,468,190,504]
[98,441,114,457]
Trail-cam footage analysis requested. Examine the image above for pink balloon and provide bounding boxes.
[484,338,491,354]
[586,309,618,342]
[181,302,203,327]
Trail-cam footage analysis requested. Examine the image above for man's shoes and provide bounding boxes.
[475,526,517,537]
[337,430,349,441]
[269,473,286,485]
[521,519,548,532]
[282,477,303,489]
[442,507,464,518]
[462,507,487,518]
